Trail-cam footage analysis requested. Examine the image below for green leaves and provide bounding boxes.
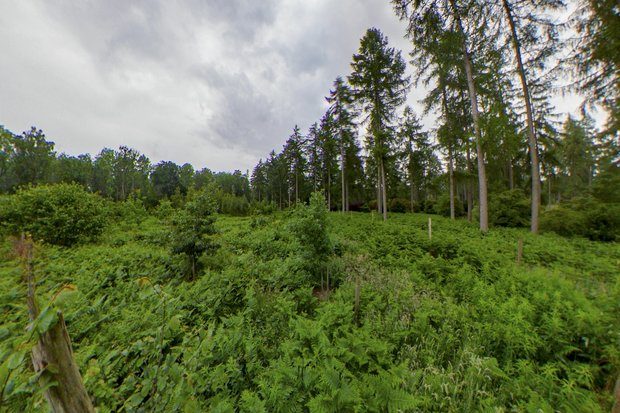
[1,209,618,412]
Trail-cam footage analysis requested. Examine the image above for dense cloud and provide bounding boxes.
[0,1,583,171]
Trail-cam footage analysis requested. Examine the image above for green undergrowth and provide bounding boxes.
[1,212,619,412]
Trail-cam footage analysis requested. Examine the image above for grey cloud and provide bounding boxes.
[1,0,586,172]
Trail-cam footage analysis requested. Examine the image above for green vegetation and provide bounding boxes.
[1,203,618,411]
[0,183,108,246]
[0,0,618,410]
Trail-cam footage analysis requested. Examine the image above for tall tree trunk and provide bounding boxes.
[508,159,514,190]
[376,166,382,214]
[380,158,388,221]
[547,173,552,206]
[341,143,346,213]
[449,146,455,220]
[466,138,473,222]
[452,1,488,231]
[295,170,299,203]
[502,0,541,233]
[327,170,331,210]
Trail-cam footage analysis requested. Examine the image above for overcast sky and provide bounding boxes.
[0,0,593,172]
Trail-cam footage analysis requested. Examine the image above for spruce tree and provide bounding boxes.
[349,28,409,221]
[394,0,491,231]
[326,76,358,212]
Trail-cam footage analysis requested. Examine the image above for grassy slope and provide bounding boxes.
[1,212,619,412]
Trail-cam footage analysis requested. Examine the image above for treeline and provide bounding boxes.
[251,0,619,233]
[0,126,252,213]
[0,0,618,237]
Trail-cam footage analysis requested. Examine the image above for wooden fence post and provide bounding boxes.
[428,217,432,240]
[18,236,95,413]
[516,238,523,265]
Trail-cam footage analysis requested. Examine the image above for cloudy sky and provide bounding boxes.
[0,1,590,172]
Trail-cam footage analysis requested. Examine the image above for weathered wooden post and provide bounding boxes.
[516,238,523,265]
[428,217,432,240]
[18,235,95,413]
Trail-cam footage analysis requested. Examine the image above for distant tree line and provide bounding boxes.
[0,126,251,213]
[0,0,617,234]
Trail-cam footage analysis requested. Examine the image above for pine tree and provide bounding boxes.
[394,0,491,231]
[569,0,619,134]
[349,28,410,221]
[492,0,564,232]
[397,106,428,212]
[282,125,306,205]
[326,76,359,212]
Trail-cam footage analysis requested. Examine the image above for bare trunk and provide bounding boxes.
[452,1,488,231]
[295,170,299,204]
[327,170,331,210]
[18,236,94,413]
[376,166,382,214]
[503,0,540,233]
[380,158,388,221]
[341,144,346,213]
[466,141,473,222]
[508,160,514,190]
[449,147,455,220]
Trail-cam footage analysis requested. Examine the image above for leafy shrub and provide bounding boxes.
[171,190,218,278]
[219,194,250,216]
[434,193,464,217]
[367,199,378,212]
[287,192,333,286]
[112,195,148,224]
[422,199,436,214]
[540,205,586,237]
[541,196,619,241]
[584,202,620,241]
[249,200,277,215]
[0,183,107,246]
[488,189,530,227]
[388,198,410,213]
[154,199,175,219]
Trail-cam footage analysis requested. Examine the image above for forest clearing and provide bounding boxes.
[1,0,619,411]
[1,191,619,411]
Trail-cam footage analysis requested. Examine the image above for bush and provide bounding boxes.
[388,198,410,213]
[112,195,148,224]
[287,192,333,286]
[249,200,277,215]
[0,183,108,246]
[488,189,530,227]
[434,194,464,217]
[540,205,587,237]
[540,197,620,241]
[422,199,436,214]
[583,202,620,241]
[154,199,175,219]
[171,191,218,278]
[219,194,250,216]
